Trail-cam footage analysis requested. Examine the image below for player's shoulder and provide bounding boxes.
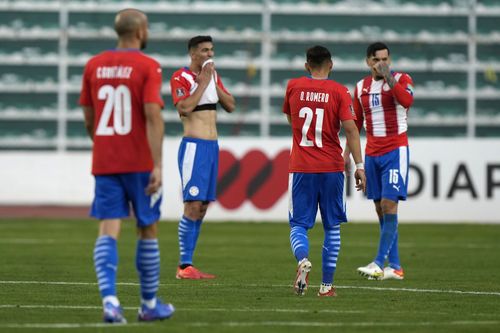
[355,75,371,87]
[171,67,193,80]
[325,79,351,95]
[286,76,303,87]
[85,50,110,66]
[393,71,413,82]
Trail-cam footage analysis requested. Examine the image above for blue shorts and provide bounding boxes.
[91,172,162,227]
[288,172,347,230]
[365,146,409,202]
[178,137,219,202]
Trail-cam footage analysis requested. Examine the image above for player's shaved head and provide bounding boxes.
[306,45,332,69]
[114,8,147,37]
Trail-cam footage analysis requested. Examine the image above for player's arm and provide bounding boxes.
[82,106,95,141]
[144,103,164,195]
[374,63,414,108]
[216,78,235,113]
[282,82,292,125]
[343,119,366,192]
[343,86,364,172]
[174,64,213,116]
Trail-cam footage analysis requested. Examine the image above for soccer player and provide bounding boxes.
[345,42,414,280]
[79,9,174,323]
[170,36,235,279]
[283,45,366,297]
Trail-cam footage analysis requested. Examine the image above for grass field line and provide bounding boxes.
[188,320,500,328]
[2,280,500,297]
[0,304,362,314]
[0,323,143,329]
[2,320,498,330]
[1,238,498,249]
[1,320,499,330]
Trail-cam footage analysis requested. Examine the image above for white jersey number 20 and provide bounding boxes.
[299,107,324,148]
[96,84,132,136]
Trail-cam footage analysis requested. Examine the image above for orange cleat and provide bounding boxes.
[317,284,337,297]
[381,267,404,280]
[176,266,216,280]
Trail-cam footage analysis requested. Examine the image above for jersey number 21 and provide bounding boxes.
[299,107,324,148]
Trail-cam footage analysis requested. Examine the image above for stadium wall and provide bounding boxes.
[1,138,499,223]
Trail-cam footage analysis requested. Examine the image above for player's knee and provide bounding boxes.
[138,222,158,239]
[380,198,398,214]
[184,202,204,220]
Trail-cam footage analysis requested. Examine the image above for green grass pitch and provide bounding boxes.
[0,219,499,332]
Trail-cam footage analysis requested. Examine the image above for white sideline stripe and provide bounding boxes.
[0,323,143,329]
[1,280,499,297]
[0,304,361,314]
[189,320,500,328]
[1,238,497,249]
[1,321,499,330]
[1,320,498,330]
[336,285,500,296]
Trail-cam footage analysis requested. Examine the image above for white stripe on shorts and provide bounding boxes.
[182,142,197,190]
[288,173,294,218]
[399,146,408,185]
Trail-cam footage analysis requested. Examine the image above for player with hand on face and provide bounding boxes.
[344,42,414,281]
[170,36,235,280]
[283,45,366,297]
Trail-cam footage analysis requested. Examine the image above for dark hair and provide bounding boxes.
[306,45,332,68]
[366,42,390,58]
[188,35,213,50]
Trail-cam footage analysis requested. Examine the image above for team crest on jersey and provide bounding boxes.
[176,88,185,97]
[189,186,199,196]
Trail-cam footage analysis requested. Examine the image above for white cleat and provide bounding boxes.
[381,267,404,280]
[357,262,384,280]
[294,258,312,296]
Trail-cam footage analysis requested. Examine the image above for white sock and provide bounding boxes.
[142,297,157,309]
[102,295,120,307]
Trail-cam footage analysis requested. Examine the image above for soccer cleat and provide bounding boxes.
[293,258,312,296]
[175,266,216,279]
[138,299,175,322]
[103,302,127,324]
[357,262,384,280]
[381,267,404,280]
[317,283,337,297]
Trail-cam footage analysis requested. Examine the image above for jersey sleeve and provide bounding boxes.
[143,61,164,108]
[170,71,191,105]
[338,86,356,121]
[79,62,92,107]
[353,85,364,131]
[392,73,414,109]
[282,81,291,115]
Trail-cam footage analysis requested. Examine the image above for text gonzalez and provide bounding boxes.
[96,66,133,79]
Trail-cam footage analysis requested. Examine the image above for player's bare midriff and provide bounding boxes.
[181,109,218,140]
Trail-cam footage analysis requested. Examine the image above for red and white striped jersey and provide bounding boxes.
[354,72,414,156]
